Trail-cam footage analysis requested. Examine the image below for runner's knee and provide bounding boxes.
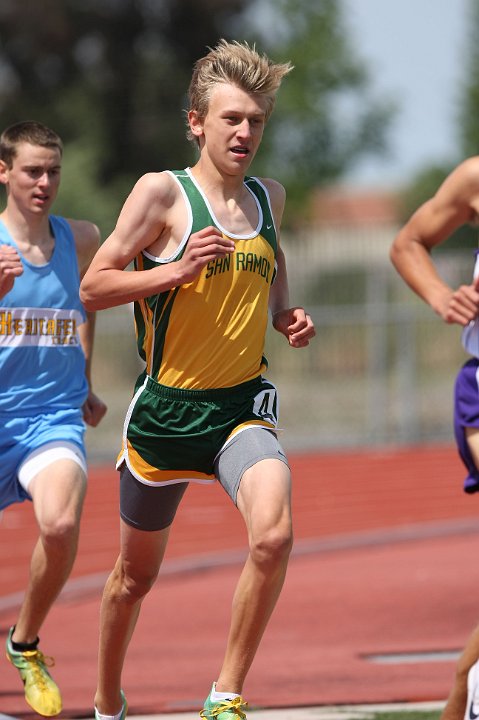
[119,565,159,602]
[39,512,80,551]
[249,523,293,568]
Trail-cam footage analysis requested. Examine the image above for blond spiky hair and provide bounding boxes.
[186,39,293,142]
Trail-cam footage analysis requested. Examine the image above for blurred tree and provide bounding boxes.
[399,0,477,251]
[450,0,479,249]
[0,0,394,230]
[236,0,395,223]
[0,0,252,231]
[459,0,479,159]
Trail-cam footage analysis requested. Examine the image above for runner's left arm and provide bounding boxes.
[263,179,315,349]
[70,219,107,427]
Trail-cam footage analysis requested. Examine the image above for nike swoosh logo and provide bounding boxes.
[266,224,273,230]
[469,700,479,720]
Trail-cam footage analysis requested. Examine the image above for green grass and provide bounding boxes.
[372,712,441,720]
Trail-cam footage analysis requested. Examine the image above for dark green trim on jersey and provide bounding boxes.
[132,168,277,380]
[171,169,278,255]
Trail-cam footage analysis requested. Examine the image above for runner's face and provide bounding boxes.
[1,142,62,215]
[192,83,268,175]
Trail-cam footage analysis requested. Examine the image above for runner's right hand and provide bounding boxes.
[0,244,23,298]
[176,226,234,284]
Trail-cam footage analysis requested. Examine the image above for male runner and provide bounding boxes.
[391,156,479,720]
[0,120,106,716]
[81,39,315,720]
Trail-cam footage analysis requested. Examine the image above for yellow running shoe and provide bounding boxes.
[6,626,62,717]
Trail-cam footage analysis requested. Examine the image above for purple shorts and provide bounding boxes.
[454,357,479,493]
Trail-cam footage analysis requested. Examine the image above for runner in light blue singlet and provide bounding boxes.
[0,215,88,510]
[0,120,106,717]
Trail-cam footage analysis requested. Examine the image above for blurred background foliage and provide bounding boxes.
[0,0,477,236]
[0,0,394,233]
[397,0,479,250]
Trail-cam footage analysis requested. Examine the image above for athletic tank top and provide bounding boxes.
[133,168,278,390]
[462,250,479,357]
[0,215,87,414]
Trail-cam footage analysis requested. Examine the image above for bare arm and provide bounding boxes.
[80,172,234,311]
[69,218,107,427]
[390,157,479,325]
[77,310,107,427]
[264,178,315,348]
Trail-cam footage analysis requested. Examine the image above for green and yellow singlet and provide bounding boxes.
[133,168,278,390]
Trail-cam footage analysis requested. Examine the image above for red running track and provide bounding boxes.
[1,444,479,717]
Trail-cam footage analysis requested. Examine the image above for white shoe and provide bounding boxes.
[466,660,479,720]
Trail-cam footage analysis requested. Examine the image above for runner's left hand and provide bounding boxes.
[83,390,107,427]
[272,307,315,348]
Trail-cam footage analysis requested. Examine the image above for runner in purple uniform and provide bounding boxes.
[391,157,479,720]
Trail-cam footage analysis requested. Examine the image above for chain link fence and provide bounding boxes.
[85,230,474,462]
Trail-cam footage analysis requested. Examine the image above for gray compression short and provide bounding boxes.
[119,427,289,532]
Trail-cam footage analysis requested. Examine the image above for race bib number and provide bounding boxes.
[253,386,278,425]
